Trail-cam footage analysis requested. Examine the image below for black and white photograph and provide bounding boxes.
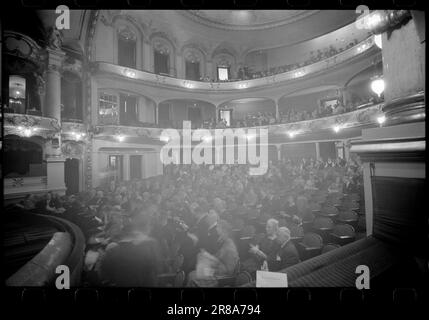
[1,7,427,296]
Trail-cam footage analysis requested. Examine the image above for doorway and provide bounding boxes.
[64,158,80,195]
[108,155,124,182]
[130,155,142,180]
[119,94,138,126]
[188,106,202,128]
[219,109,232,127]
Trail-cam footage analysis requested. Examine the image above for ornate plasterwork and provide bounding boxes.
[91,104,383,142]
[3,31,46,69]
[179,10,320,31]
[62,56,83,77]
[47,26,63,50]
[62,140,85,159]
[4,113,60,139]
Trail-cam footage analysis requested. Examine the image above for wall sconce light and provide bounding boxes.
[377,114,386,125]
[333,125,341,133]
[116,134,125,142]
[287,130,299,138]
[371,77,385,97]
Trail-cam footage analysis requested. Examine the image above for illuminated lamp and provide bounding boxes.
[377,114,386,125]
[371,77,385,97]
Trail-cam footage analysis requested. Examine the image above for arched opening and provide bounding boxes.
[3,136,45,178]
[98,90,156,126]
[184,47,204,81]
[152,36,175,76]
[117,25,137,69]
[218,98,276,127]
[61,71,83,121]
[64,158,80,195]
[158,99,216,129]
[344,61,384,108]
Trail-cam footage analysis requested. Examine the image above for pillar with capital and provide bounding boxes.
[43,39,66,194]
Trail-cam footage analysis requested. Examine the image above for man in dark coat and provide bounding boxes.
[268,227,301,272]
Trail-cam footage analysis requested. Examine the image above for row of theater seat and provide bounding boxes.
[229,191,365,265]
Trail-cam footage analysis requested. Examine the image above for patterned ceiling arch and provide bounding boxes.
[211,41,238,60]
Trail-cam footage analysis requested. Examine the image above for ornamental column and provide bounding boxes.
[44,48,65,121]
[43,27,66,194]
[350,11,425,258]
[143,40,151,72]
[175,53,183,78]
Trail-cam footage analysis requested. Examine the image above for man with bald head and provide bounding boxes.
[268,227,300,271]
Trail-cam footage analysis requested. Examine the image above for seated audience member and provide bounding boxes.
[98,213,162,287]
[187,220,239,287]
[268,227,301,271]
[242,219,280,274]
[23,194,36,210]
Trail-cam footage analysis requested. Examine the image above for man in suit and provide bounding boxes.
[268,227,301,272]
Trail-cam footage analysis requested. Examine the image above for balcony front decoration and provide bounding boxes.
[4,113,60,139]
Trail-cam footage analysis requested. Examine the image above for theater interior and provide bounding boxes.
[2,9,427,290]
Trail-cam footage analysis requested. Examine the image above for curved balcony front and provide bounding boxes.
[93,103,384,142]
[4,113,60,139]
[93,36,377,93]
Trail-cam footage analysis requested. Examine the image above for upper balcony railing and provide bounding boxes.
[94,36,378,92]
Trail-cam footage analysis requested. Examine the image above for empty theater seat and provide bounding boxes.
[312,217,334,242]
[296,232,323,261]
[302,211,316,233]
[337,210,359,229]
[330,224,356,246]
[319,205,339,218]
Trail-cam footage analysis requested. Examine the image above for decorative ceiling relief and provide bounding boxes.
[117,25,137,41]
[153,39,170,55]
[184,47,203,63]
[181,10,319,31]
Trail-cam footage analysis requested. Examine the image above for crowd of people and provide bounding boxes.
[195,38,362,83]
[14,156,363,287]
[200,95,381,129]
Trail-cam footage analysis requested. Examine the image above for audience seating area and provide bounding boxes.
[5,157,365,287]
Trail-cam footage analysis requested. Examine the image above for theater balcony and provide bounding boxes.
[3,113,63,201]
[93,36,378,93]
[89,103,384,142]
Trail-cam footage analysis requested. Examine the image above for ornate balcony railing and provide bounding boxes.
[4,113,60,139]
[93,36,377,92]
[62,121,88,142]
[93,103,384,141]
[4,176,48,198]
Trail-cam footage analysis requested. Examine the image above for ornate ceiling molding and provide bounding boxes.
[178,10,320,31]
